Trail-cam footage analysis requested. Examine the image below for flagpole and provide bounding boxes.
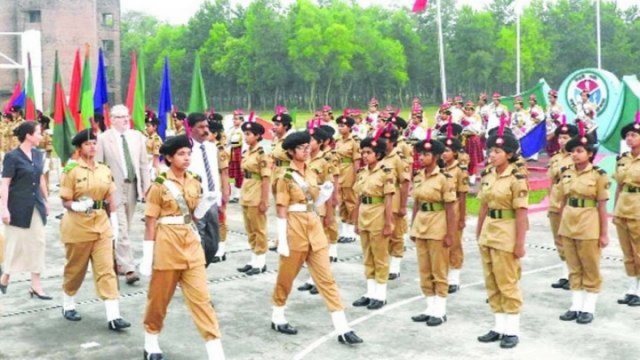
[516,10,521,94]
[596,0,601,69]
[436,0,447,102]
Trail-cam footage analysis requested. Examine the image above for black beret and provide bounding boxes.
[487,126,515,138]
[10,105,22,112]
[72,129,97,147]
[380,126,399,143]
[320,125,335,138]
[159,135,192,157]
[565,133,597,153]
[360,137,387,156]
[173,111,187,120]
[554,123,578,137]
[272,113,293,126]
[336,115,355,128]
[308,127,329,142]
[282,131,311,151]
[437,123,463,137]
[145,117,159,127]
[208,113,223,122]
[486,133,519,154]
[439,136,463,152]
[208,120,224,133]
[620,121,640,139]
[386,116,407,129]
[39,115,51,126]
[414,139,445,155]
[241,121,265,135]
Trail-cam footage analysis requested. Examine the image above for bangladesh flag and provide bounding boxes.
[79,46,94,130]
[188,53,208,113]
[50,51,77,164]
[24,53,37,121]
[126,51,146,131]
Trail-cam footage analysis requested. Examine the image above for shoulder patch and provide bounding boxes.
[217,145,224,151]
[443,172,452,178]
[154,174,166,184]
[63,162,79,174]
[258,148,265,155]
[481,168,491,177]
[515,173,526,180]
[594,166,606,175]
[560,166,570,173]
[383,167,392,173]
[284,168,293,180]
[187,171,201,182]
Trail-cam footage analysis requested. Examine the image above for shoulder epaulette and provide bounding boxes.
[258,147,265,155]
[458,164,468,171]
[594,166,606,175]
[383,166,392,173]
[187,171,201,182]
[217,145,224,151]
[154,172,167,184]
[481,167,491,177]
[284,168,293,180]
[560,165,570,173]
[617,152,629,162]
[514,173,526,180]
[443,171,452,178]
[63,162,79,174]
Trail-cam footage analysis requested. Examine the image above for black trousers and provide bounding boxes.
[197,205,220,267]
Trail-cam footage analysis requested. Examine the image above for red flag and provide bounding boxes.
[24,53,37,121]
[68,49,83,130]
[412,0,429,13]
[3,81,21,113]
[125,52,139,129]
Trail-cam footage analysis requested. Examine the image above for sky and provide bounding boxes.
[121,0,637,25]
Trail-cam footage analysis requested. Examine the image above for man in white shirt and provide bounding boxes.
[487,92,509,132]
[188,113,223,267]
[96,104,151,285]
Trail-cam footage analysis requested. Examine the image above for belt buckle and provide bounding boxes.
[183,214,191,224]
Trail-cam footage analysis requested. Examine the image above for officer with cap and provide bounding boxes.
[271,110,295,196]
[145,111,163,178]
[335,114,361,243]
[208,120,231,263]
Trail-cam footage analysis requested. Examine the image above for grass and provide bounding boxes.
[465,189,549,216]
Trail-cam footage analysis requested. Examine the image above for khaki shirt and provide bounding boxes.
[353,163,395,232]
[217,144,230,171]
[335,135,361,187]
[558,164,609,240]
[410,167,456,240]
[396,138,413,166]
[175,127,186,136]
[9,119,24,150]
[228,127,243,147]
[59,158,116,243]
[275,162,326,252]
[145,134,162,156]
[41,130,53,153]
[145,171,205,270]
[614,152,640,219]
[478,164,529,253]
[381,148,411,213]
[240,144,272,206]
[547,151,573,213]
[309,149,337,217]
[271,133,291,185]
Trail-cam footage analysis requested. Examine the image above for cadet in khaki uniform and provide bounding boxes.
[557,128,609,325]
[547,122,578,290]
[439,128,470,293]
[208,120,231,263]
[171,111,187,136]
[271,112,294,195]
[140,135,225,360]
[353,136,395,310]
[145,113,163,177]
[335,115,361,243]
[237,120,272,275]
[409,135,457,327]
[9,106,25,151]
[476,125,528,349]
[59,129,130,331]
[38,114,54,190]
[614,118,640,307]
[270,131,363,345]
[378,124,411,280]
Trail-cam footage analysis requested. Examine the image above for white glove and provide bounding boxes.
[276,218,289,257]
[140,240,155,276]
[110,213,119,243]
[70,198,93,212]
[194,191,218,219]
[315,181,334,208]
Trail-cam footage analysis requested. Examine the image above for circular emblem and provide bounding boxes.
[565,70,609,116]
[496,138,504,146]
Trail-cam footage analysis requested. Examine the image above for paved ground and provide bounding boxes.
[1,184,639,360]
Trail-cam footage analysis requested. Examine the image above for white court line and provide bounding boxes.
[293,263,562,360]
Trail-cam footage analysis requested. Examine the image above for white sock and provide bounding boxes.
[423,296,434,316]
[255,254,266,268]
[271,305,287,325]
[433,296,447,317]
[306,277,315,286]
[376,283,387,301]
[366,279,376,298]
[570,290,584,312]
[329,244,338,258]
[215,242,226,257]
[104,299,121,321]
[144,332,162,354]
[627,277,638,295]
[583,292,598,314]
[205,339,226,360]
[448,269,461,286]
[636,277,640,296]
[505,314,520,336]
[331,310,351,334]
[339,222,346,237]
[389,257,402,274]
[562,262,569,279]
[249,253,256,267]
[493,313,507,334]
[63,293,76,311]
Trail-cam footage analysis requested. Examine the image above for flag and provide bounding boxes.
[126,51,146,131]
[3,81,22,113]
[68,49,83,131]
[412,0,429,13]
[157,57,173,140]
[51,51,77,164]
[94,47,110,127]
[24,53,37,120]
[188,53,208,113]
[79,45,94,129]
[519,121,546,158]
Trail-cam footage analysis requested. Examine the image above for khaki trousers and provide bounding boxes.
[548,212,564,260]
[338,188,357,224]
[63,238,118,300]
[242,206,267,255]
[416,239,449,297]
[480,245,523,314]
[449,229,464,269]
[115,181,138,273]
[360,230,390,284]
[272,247,343,312]
[389,213,407,258]
[144,266,221,340]
[614,217,640,277]
[321,216,339,244]
[562,237,602,292]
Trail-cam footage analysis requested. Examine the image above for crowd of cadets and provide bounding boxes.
[1,86,639,357]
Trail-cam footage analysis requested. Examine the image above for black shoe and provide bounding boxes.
[269,245,277,252]
[0,282,7,295]
[125,272,141,286]
[426,315,447,327]
[298,283,314,291]
[617,294,634,304]
[559,310,579,321]
[330,256,338,263]
[352,296,371,307]
[108,318,131,331]
[271,322,298,335]
[551,278,569,289]
[478,330,502,343]
[237,264,252,273]
[388,273,400,281]
[576,312,594,324]
[337,236,346,243]
[562,281,571,290]
[628,295,640,307]
[212,254,226,263]
[309,286,319,295]
[448,285,459,294]
[338,331,363,345]
[246,265,267,275]
[500,335,519,349]
[62,309,82,321]
[29,288,52,300]
[366,299,386,310]
[228,198,239,204]
[411,314,431,322]
[55,213,64,220]
[343,237,355,243]
[144,350,164,360]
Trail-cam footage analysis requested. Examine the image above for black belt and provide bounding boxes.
[360,196,384,205]
[92,200,107,210]
[623,185,640,193]
[244,171,261,180]
[567,198,597,208]
[275,159,290,167]
[488,209,515,219]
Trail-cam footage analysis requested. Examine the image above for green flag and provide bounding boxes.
[51,51,78,164]
[79,46,94,129]
[131,52,146,131]
[188,54,208,113]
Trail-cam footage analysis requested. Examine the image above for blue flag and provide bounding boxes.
[519,121,547,158]
[93,48,109,114]
[157,57,173,139]
[13,90,26,108]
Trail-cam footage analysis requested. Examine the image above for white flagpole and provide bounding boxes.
[596,0,601,69]
[516,10,521,94]
[436,0,447,102]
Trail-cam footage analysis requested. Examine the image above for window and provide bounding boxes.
[102,40,114,52]
[28,10,41,23]
[102,13,113,27]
